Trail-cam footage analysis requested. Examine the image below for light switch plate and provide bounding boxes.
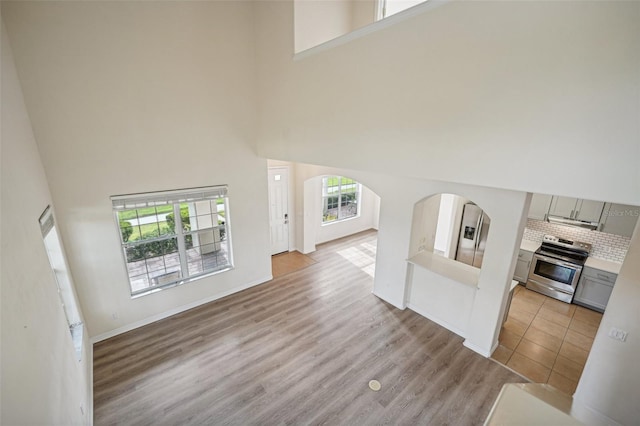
[608,327,628,342]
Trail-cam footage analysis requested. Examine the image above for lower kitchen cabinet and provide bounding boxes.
[573,267,616,312]
[513,249,534,283]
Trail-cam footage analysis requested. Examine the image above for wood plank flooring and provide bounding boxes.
[271,250,317,278]
[93,230,524,425]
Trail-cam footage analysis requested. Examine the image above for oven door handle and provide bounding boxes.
[533,254,583,271]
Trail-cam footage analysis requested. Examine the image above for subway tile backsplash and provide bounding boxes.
[523,219,630,263]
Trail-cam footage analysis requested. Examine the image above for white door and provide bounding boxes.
[268,167,289,255]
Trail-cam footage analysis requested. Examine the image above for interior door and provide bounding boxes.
[268,167,289,255]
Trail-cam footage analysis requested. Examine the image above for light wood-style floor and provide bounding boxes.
[493,285,602,395]
[94,230,523,425]
[271,250,317,278]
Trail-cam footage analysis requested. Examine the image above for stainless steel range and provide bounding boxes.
[526,234,592,303]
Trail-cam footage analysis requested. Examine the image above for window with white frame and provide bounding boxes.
[322,176,361,224]
[39,206,84,360]
[111,186,232,297]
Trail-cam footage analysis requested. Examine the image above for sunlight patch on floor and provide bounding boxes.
[337,243,376,277]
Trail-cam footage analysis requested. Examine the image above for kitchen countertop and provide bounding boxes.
[407,251,479,288]
[520,239,540,253]
[584,257,622,275]
[485,383,602,425]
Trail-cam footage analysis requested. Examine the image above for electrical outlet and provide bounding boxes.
[608,327,628,342]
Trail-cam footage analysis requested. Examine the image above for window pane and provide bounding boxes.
[322,176,360,223]
[113,187,233,296]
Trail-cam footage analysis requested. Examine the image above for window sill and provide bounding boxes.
[130,266,234,299]
[293,0,449,60]
[321,215,361,227]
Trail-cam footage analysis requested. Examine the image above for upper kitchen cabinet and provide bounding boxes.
[600,203,640,238]
[528,194,553,220]
[548,196,579,219]
[547,196,604,224]
[575,199,606,223]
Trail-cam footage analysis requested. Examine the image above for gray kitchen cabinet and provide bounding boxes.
[528,194,553,220]
[547,196,604,223]
[600,203,639,238]
[573,267,616,312]
[575,199,605,223]
[548,196,579,219]
[513,249,534,283]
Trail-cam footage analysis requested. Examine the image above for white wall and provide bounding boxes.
[408,194,441,255]
[1,20,92,425]
[275,161,530,356]
[350,0,377,30]
[2,2,272,339]
[573,221,640,425]
[256,0,640,205]
[289,163,380,253]
[295,0,354,52]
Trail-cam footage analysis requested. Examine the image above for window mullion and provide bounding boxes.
[337,181,342,220]
[174,203,188,278]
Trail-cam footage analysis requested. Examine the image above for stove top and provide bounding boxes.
[537,234,591,265]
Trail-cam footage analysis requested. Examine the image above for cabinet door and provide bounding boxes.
[513,250,533,282]
[576,200,605,223]
[549,196,578,218]
[528,194,553,220]
[574,275,614,312]
[600,203,640,237]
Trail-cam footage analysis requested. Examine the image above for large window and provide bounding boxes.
[322,176,361,224]
[111,186,232,297]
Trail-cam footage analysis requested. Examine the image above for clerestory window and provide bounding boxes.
[378,0,428,19]
[111,186,232,297]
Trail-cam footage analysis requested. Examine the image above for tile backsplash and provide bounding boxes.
[523,219,630,263]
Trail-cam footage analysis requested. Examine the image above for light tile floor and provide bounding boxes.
[492,285,603,396]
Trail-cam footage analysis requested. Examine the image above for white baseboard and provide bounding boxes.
[463,339,494,358]
[571,393,623,426]
[90,275,273,343]
[372,290,406,310]
[407,303,467,339]
[87,341,93,425]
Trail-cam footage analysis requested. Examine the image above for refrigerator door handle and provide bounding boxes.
[475,215,483,250]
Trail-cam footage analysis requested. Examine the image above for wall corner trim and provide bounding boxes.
[371,290,406,310]
[462,339,496,358]
[90,275,273,344]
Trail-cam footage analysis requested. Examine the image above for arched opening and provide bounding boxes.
[409,193,491,269]
[405,192,492,338]
[303,175,381,260]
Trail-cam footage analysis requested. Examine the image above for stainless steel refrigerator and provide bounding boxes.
[455,203,490,268]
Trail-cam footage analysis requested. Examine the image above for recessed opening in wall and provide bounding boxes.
[294,0,430,53]
[408,193,491,287]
